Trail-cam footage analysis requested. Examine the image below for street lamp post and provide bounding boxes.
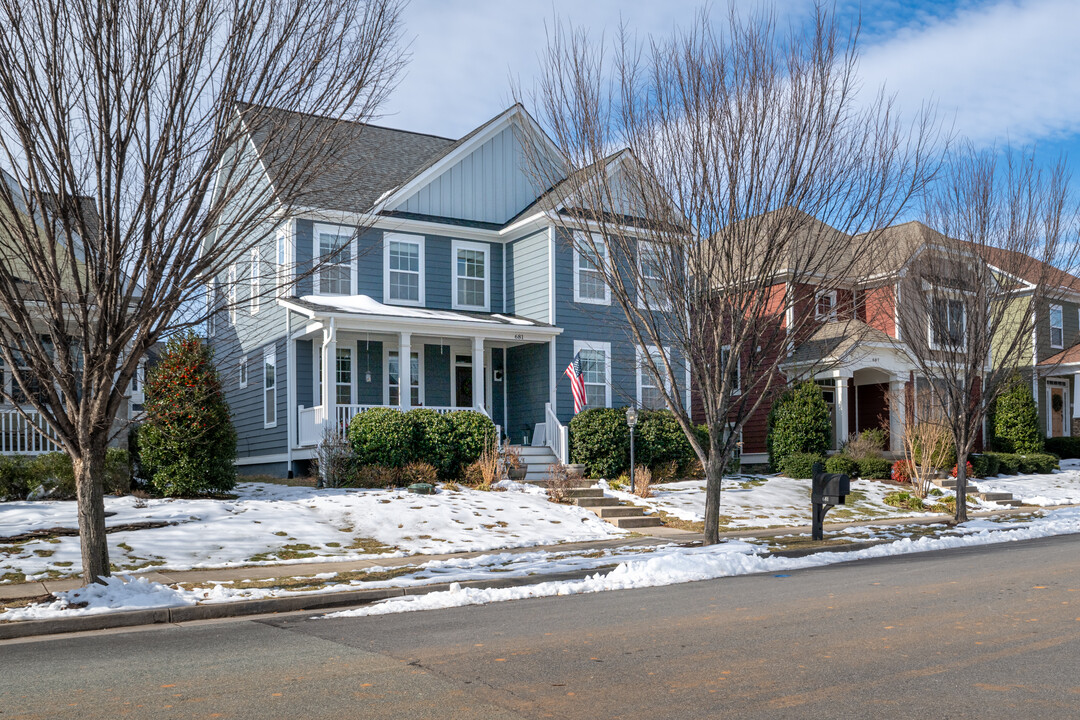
[626,406,639,495]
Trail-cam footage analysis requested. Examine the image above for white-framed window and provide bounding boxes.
[637,345,671,410]
[263,347,277,428]
[386,349,421,406]
[276,225,291,298]
[239,356,248,389]
[720,345,740,394]
[1050,303,1064,349]
[336,348,353,405]
[452,239,489,311]
[384,233,425,305]
[573,340,611,409]
[314,223,353,295]
[227,264,237,324]
[573,232,609,305]
[129,359,146,404]
[637,241,669,310]
[250,248,260,314]
[929,295,966,350]
[815,289,837,321]
[207,279,216,337]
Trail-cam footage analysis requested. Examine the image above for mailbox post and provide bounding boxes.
[810,462,850,541]
[626,407,639,495]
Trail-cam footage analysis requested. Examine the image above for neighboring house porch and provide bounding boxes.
[1037,344,1080,438]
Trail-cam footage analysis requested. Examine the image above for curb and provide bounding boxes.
[0,567,616,641]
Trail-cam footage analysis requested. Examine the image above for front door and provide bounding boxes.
[1049,384,1067,437]
[455,365,473,408]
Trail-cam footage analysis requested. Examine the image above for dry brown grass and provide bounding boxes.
[632,465,653,498]
[545,463,575,504]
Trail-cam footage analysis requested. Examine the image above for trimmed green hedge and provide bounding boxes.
[347,408,495,480]
[825,455,859,477]
[1045,436,1080,459]
[857,456,893,480]
[767,382,831,471]
[993,380,1043,454]
[569,408,704,479]
[1018,453,1059,474]
[986,452,1021,475]
[970,453,1000,478]
[780,452,825,479]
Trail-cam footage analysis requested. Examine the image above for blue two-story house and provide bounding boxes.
[209,104,687,477]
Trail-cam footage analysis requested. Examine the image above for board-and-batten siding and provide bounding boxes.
[505,230,549,322]
[395,124,543,225]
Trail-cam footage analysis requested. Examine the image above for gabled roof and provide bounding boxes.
[239,104,455,214]
[971,243,1080,295]
[785,320,895,366]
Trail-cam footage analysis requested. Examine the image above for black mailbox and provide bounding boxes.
[810,462,850,540]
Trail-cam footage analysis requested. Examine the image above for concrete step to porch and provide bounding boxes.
[594,506,648,518]
[610,515,664,529]
[574,496,622,508]
[934,477,981,493]
[565,488,605,499]
[979,491,1021,504]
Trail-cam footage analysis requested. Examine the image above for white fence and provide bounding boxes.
[0,410,62,455]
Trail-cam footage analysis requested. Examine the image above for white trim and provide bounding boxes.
[276,223,292,298]
[451,239,490,311]
[814,289,838,321]
[636,241,672,312]
[548,225,556,323]
[234,453,292,467]
[383,232,426,306]
[1050,303,1064,349]
[239,355,248,389]
[572,232,610,305]
[636,345,671,409]
[573,339,612,409]
[263,346,278,428]
[227,264,237,324]
[312,222,354,296]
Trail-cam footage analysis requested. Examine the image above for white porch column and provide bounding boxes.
[889,379,907,454]
[1072,372,1080,420]
[472,336,485,411]
[321,320,337,429]
[834,377,849,449]
[399,331,412,410]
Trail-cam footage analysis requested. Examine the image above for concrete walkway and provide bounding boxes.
[0,503,1058,604]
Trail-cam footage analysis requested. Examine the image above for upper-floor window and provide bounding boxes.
[815,289,837,321]
[929,295,965,350]
[239,355,248,389]
[207,279,216,337]
[720,345,740,394]
[573,232,609,305]
[452,239,489,311]
[1050,304,1064,349]
[227,264,237,324]
[314,223,352,295]
[637,345,669,410]
[637,242,668,310]
[276,226,290,298]
[574,340,611,408]
[384,233,424,305]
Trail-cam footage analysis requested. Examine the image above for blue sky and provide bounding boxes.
[381,0,1080,169]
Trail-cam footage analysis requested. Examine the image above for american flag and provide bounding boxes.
[565,352,588,414]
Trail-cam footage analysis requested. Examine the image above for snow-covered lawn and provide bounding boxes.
[977,459,1080,506]
[7,505,1080,623]
[1,481,625,582]
[604,475,983,529]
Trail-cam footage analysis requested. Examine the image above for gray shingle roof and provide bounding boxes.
[239,104,455,213]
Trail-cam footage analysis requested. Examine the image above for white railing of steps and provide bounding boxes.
[544,402,568,464]
[299,404,500,448]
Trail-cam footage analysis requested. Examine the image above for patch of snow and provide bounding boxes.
[0,575,194,622]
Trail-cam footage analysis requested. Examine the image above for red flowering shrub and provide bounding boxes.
[950,460,975,479]
[891,460,913,483]
[138,333,237,496]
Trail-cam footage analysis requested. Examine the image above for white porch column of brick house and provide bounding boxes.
[472,337,485,412]
[399,331,412,410]
[834,376,849,447]
[1072,371,1080,422]
[889,378,907,454]
[321,319,337,430]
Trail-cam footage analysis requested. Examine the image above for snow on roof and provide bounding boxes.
[291,294,547,327]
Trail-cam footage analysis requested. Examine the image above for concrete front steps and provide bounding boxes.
[933,477,1024,507]
[508,445,560,483]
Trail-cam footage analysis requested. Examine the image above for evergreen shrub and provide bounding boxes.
[569,408,630,479]
[825,455,859,477]
[857,456,893,480]
[993,380,1043,454]
[767,382,831,471]
[779,451,825,479]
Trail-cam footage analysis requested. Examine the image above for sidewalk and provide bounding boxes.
[1,503,1058,611]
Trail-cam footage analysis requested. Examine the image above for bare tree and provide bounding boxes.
[0,0,407,583]
[518,6,939,544]
[894,145,1077,523]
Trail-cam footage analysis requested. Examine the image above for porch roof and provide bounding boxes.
[279,295,562,340]
[1039,342,1080,372]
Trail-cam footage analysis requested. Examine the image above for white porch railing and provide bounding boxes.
[298,405,326,448]
[544,402,568,464]
[0,410,62,455]
[300,404,490,447]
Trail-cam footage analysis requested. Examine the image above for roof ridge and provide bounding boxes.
[236,101,456,142]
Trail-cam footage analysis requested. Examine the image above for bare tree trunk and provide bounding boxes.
[73,443,110,584]
[954,444,970,524]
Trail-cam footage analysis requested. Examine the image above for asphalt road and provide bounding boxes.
[3,533,1080,720]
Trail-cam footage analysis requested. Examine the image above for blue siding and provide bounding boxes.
[356,339,383,404]
[357,228,383,298]
[425,236,452,308]
[424,344,452,406]
[506,342,549,442]
[492,347,506,430]
[223,335,289,460]
[506,230,549,321]
[294,219,313,296]
[297,339,313,407]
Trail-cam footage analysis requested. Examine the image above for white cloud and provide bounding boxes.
[856,0,1080,147]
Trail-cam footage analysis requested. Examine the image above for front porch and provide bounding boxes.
[281,296,563,451]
